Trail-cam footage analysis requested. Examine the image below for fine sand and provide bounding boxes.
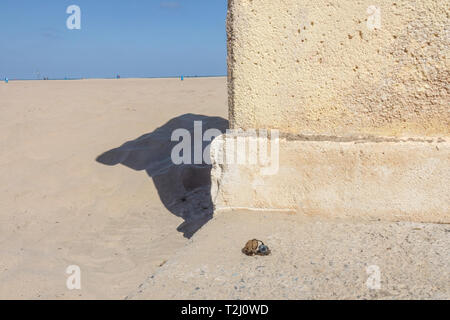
[0,78,448,299]
[0,77,227,299]
[133,210,449,300]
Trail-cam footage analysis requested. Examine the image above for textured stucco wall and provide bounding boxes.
[227,0,449,137]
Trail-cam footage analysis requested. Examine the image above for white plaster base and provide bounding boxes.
[210,134,450,223]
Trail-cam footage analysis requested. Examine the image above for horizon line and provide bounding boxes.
[2,74,227,81]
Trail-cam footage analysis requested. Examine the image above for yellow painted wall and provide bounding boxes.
[227,0,449,137]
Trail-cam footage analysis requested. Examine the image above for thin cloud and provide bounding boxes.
[41,27,63,40]
[160,1,181,9]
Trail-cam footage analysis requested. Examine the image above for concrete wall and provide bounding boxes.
[227,0,449,137]
[213,0,450,222]
[211,136,450,223]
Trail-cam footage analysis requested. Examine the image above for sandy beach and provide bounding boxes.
[0,77,227,299]
[0,78,448,299]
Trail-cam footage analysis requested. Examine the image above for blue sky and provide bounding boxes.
[0,1,227,79]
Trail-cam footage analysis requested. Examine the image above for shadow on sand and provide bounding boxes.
[96,114,229,238]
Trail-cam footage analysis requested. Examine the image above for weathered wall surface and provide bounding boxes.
[228,0,449,137]
[211,136,450,223]
[216,0,450,222]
